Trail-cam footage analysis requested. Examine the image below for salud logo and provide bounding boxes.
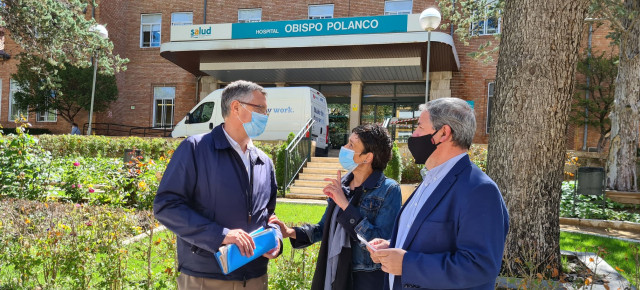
[190,26,212,38]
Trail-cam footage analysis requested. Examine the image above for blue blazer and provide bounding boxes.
[386,155,509,290]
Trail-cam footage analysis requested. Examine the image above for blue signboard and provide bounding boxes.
[232,15,408,39]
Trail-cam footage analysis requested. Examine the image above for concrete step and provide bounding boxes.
[286,192,328,200]
[303,167,347,175]
[298,173,336,181]
[289,186,324,195]
[305,162,343,169]
[311,157,340,163]
[294,180,332,188]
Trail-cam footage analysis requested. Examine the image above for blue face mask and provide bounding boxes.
[339,147,360,171]
[239,105,269,138]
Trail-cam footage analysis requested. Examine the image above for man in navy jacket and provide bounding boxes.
[369,98,509,290]
[154,80,281,290]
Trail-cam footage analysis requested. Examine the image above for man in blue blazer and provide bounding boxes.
[369,98,509,290]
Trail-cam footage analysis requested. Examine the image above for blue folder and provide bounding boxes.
[214,227,278,275]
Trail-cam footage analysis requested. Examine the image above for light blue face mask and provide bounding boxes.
[239,105,269,138]
[339,147,360,171]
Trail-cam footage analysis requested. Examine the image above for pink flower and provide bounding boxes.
[73,162,80,167]
[71,184,76,188]
[85,222,93,226]
[74,204,81,208]
[89,188,95,193]
[77,184,83,189]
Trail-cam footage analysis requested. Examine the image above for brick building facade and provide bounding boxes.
[0,0,615,151]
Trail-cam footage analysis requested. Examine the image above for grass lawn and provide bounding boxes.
[560,231,640,286]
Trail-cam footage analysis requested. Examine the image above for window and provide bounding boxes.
[153,87,175,128]
[171,12,193,26]
[189,102,215,124]
[384,0,412,15]
[141,14,161,47]
[309,4,334,19]
[37,109,57,122]
[486,82,495,133]
[9,80,27,121]
[471,2,501,36]
[238,8,261,23]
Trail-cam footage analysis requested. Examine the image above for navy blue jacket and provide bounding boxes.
[386,155,509,290]
[154,124,279,281]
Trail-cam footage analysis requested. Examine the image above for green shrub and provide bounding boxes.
[0,122,53,200]
[384,141,403,183]
[0,127,52,135]
[275,133,296,192]
[0,199,173,289]
[36,135,181,159]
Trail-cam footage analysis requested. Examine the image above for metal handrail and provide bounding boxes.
[281,118,315,196]
[82,122,172,137]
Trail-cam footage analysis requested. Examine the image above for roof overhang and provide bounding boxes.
[160,15,459,83]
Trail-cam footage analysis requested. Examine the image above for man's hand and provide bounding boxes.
[262,239,280,259]
[223,229,255,257]
[270,215,296,239]
[367,238,390,263]
[323,170,348,210]
[373,248,406,276]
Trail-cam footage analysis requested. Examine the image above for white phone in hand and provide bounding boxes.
[356,233,377,252]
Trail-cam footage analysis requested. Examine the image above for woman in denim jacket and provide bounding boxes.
[273,124,402,290]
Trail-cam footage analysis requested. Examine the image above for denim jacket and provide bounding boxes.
[292,170,402,271]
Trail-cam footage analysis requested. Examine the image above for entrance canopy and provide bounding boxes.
[160,14,459,83]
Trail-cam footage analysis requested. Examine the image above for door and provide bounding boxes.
[186,101,215,135]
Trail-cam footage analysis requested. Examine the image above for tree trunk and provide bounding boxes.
[606,0,640,192]
[487,0,589,277]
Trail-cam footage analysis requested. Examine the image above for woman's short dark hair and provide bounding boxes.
[352,124,393,171]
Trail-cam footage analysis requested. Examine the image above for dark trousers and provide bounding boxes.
[353,269,385,290]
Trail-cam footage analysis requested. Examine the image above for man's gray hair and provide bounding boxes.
[419,97,476,149]
[221,80,266,118]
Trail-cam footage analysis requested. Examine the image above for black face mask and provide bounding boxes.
[408,129,441,164]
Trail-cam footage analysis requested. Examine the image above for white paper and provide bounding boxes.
[356,233,377,252]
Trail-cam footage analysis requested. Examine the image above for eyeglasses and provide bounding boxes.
[239,101,269,115]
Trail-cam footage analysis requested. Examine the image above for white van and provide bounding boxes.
[171,87,330,156]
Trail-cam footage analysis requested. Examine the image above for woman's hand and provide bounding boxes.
[324,170,348,210]
[269,215,296,239]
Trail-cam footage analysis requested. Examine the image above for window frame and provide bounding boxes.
[471,3,501,36]
[8,79,27,122]
[486,81,495,134]
[171,12,193,26]
[140,13,162,48]
[153,86,176,128]
[308,4,334,19]
[36,109,57,122]
[238,8,262,23]
[384,0,413,15]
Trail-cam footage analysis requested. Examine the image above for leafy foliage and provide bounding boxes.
[11,56,119,124]
[0,120,53,200]
[437,0,503,61]
[384,141,402,183]
[0,0,127,85]
[570,51,617,152]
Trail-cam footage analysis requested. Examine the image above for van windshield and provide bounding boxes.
[190,102,215,123]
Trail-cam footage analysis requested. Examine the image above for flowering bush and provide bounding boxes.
[0,199,176,289]
[0,120,53,200]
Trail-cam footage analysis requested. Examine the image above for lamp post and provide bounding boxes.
[87,24,108,135]
[419,8,441,103]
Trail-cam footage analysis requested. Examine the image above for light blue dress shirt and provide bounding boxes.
[389,152,467,289]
